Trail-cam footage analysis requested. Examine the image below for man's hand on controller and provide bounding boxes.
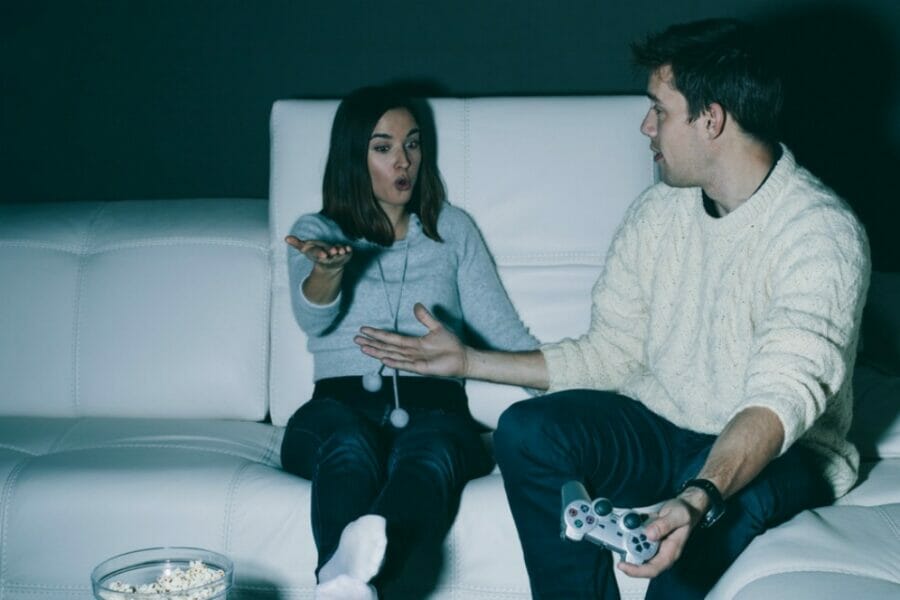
[617,487,709,578]
[354,303,469,377]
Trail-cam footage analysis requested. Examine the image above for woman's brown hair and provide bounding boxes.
[322,85,445,246]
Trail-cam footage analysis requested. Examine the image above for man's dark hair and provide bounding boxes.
[322,85,445,246]
[632,19,783,144]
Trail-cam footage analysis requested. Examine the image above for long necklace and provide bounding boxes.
[361,242,410,428]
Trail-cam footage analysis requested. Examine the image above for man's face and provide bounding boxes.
[640,65,707,188]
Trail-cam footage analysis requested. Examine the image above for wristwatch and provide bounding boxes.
[679,478,725,528]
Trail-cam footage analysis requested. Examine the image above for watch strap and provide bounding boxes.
[679,478,725,528]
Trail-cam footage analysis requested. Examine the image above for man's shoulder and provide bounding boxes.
[621,182,693,227]
[780,166,864,235]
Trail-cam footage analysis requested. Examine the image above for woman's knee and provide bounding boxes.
[318,426,383,470]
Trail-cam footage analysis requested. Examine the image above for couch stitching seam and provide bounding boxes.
[222,461,254,554]
[0,459,30,595]
[73,203,108,415]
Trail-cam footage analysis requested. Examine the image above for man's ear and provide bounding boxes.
[703,102,726,139]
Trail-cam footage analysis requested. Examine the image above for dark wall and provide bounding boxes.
[2,0,898,268]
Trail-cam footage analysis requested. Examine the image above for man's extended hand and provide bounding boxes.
[617,488,707,578]
[354,303,469,377]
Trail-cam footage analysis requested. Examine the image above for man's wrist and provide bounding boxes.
[679,478,726,528]
[678,485,711,515]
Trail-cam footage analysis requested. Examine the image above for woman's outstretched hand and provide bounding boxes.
[285,235,353,271]
[354,303,469,377]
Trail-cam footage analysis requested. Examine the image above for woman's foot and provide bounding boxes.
[318,514,387,584]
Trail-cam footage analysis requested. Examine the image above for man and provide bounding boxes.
[354,19,870,599]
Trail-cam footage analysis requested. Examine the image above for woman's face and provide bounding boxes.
[367,108,421,217]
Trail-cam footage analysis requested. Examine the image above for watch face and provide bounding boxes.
[702,502,725,528]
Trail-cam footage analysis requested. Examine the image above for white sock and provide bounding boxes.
[315,574,377,600]
[318,514,387,585]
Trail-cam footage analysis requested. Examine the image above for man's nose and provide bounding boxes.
[640,110,656,137]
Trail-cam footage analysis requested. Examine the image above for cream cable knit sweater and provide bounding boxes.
[541,146,870,497]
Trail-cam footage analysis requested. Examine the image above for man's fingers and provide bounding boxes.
[355,328,417,349]
[356,341,425,373]
[413,303,442,332]
[646,515,674,542]
[356,336,415,360]
[361,346,409,365]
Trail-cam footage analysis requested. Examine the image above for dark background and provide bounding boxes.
[2,0,898,269]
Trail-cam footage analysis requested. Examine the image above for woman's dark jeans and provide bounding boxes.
[280,376,493,592]
[493,390,835,599]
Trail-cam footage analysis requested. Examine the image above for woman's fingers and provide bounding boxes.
[285,236,352,263]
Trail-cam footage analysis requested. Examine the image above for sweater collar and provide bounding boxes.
[696,143,796,237]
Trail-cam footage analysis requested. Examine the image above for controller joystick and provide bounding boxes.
[560,481,659,565]
[622,512,643,530]
[593,498,613,517]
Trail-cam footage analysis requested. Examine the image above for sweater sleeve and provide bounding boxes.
[452,209,540,353]
[540,190,658,392]
[286,214,346,336]
[737,206,870,454]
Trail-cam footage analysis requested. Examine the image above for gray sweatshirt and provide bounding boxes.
[288,204,539,382]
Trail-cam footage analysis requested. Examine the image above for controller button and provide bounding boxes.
[568,508,578,517]
[640,534,647,541]
[580,504,590,513]
[574,519,584,528]
[586,516,595,524]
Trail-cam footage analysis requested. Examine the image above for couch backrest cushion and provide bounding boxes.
[269,96,656,427]
[0,199,270,420]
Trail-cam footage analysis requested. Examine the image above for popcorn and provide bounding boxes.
[100,560,227,600]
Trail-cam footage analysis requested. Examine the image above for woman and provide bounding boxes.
[281,85,537,600]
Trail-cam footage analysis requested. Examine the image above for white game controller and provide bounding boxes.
[561,481,659,565]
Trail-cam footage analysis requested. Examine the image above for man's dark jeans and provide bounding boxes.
[493,390,834,599]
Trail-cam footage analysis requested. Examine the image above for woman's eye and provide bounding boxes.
[372,145,390,153]
[406,139,420,150]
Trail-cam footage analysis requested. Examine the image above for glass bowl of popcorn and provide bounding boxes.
[91,547,233,600]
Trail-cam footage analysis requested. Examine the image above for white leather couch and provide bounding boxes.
[1,96,897,599]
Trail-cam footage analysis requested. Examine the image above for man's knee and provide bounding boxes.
[494,398,549,462]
